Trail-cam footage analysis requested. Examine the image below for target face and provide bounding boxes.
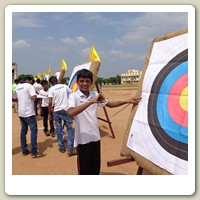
[68,73,79,92]
[68,62,91,92]
[148,49,188,161]
[127,32,188,175]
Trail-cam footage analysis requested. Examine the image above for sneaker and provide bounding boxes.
[58,148,66,153]
[50,131,55,137]
[67,148,77,157]
[44,131,50,136]
[22,150,30,156]
[50,128,56,137]
[31,152,46,158]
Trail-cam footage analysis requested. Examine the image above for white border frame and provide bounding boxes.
[5,5,195,195]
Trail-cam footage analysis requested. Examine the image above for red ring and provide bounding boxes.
[167,73,188,127]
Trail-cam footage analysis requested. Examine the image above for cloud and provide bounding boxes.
[81,47,90,56]
[61,35,88,45]
[107,49,145,66]
[113,13,187,45]
[76,36,88,43]
[108,50,136,58]
[48,13,66,21]
[83,13,110,24]
[13,39,31,48]
[134,13,187,28]
[46,36,54,40]
[117,12,187,31]
[115,27,152,45]
[48,46,67,54]
[12,13,44,28]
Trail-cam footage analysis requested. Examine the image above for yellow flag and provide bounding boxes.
[89,43,100,62]
[43,70,47,76]
[48,66,52,75]
[61,58,68,70]
[37,73,42,79]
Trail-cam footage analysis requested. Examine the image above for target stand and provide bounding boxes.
[107,156,144,175]
[95,82,115,139]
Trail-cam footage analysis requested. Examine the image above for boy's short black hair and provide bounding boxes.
[14,79,19,84]
[36,78,41,83]
[77,69,93,83]
[41,80,48,86]
[49,76,58,86]
[18,77,24,83]
[24,76,33,82]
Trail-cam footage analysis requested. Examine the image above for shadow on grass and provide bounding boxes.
[12,137,58,156]
[99,125,116,139]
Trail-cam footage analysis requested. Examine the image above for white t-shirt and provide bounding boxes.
[12,83,36,117]
[39,89,49,107]
[33,82,43,94]
[48,84,72,112]
[68,90,105,147]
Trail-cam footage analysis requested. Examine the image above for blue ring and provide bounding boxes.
[69,75,78,91]
[156,61,188,144]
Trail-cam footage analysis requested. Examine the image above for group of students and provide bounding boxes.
[12,69,141,175]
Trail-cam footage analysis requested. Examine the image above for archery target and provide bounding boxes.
[127,32,188,175]
[68,72,79,92]
[148,49,188,161]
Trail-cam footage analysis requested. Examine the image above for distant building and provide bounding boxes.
[121,69,142,84]
[12,62,17,82]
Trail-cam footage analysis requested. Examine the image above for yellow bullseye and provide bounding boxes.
[179,87,188,111]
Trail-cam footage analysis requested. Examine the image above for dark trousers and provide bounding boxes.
[77,140,100,175]
[41,106,54,133]
[19,115,38,155]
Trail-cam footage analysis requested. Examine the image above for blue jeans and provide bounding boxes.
[53,111,73,151]
[19,115,38,155]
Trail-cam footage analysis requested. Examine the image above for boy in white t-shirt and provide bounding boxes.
[12,76,45,158]
[38,80,55,137]
[48,76,75,156]
[68,69,141,175]
[33,78,43,116]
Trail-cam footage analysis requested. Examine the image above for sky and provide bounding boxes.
[12,11,188,78]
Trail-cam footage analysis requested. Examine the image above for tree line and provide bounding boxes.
[97,75,121,85]
[17,74,121,85]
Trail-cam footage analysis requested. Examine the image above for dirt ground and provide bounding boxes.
[12,89,140,175]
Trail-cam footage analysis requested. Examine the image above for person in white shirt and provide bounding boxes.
[48,76,75,156]
[12,76,45,158]
[33,78,43,94]
[68,69,141,175]
[12,78,19,113]
[38,80,55,137]
[33,78,43,115]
